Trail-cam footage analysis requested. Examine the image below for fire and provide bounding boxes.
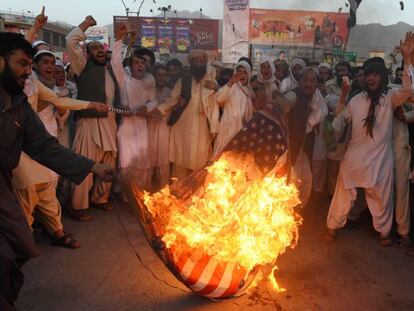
[144,152,302,293]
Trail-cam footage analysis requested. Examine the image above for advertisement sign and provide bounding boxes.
[113,16,219,54]
[140,20,157,49]
[222,0,250,63]
[84,26,109,45]
[249,9,349,50]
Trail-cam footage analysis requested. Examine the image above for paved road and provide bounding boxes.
[17,197,414,311]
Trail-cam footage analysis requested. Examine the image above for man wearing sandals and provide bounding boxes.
[325,32,414,246]
[0,32,114,311]
[66,15,118,221]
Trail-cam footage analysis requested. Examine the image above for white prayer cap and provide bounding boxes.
[34,49,55,61]
[32,40,48,49]
[55,58,65,68]
[188,49,209,63]
[318,62,332,71]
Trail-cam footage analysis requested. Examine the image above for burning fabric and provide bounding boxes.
[123,110,302,298]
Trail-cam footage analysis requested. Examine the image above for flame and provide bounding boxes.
[144,152,302,291]
[269,266,286,292]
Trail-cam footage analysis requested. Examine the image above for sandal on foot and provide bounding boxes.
[380,235,392,247]
[324,229,336,242]
[51,233,81,249]
[68,208,92,222]
[91,202,113,211]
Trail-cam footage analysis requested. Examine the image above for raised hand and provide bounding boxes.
[401,32,414,58]
[85,15,97,27]
[34,6,48,29]
[228,72,243,86]
[79,15,97,32]
[115,24,128,41]
[341,76,351,95]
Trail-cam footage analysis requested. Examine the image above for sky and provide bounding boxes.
[1,0,412,26]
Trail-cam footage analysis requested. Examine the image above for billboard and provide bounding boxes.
[249,9,349,50]
[222,0,250,63]
[84,26,109,45]
[113,16,219,54]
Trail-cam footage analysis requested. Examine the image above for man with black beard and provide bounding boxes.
[153,49,219,178]
[325,32,414,245]
[0,32,114,310]
[66,15,118,221]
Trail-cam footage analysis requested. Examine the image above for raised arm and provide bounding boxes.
[25,6,48,43]
[392,32,414,108]
[22,102,95,184]
[216,72,242,106]
[34,78,107,112]
[65,16,97,76]
[335,77,351,115]
[111,24,128,87]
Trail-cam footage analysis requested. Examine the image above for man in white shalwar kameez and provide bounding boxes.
[112,25,156,189]
[14,50,107,248]
[155,49,219,178]
[213,61,254,156]
[66,16,118,221]
[326,35,414,245]
[257,57,278,106]
[279,58,306,94]
[276,68,328,206]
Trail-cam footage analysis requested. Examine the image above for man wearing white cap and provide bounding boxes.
[32,40,49,52]
[279,58,306,94]
[66,16,118,220]
[318,62,333,97]
[13,50,108,248]
[154,49,219,178]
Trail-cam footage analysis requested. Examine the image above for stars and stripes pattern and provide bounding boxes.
[168,248,259,298]
[131,108,289,298]
[223,110,288,173]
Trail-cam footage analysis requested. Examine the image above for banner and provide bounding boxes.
[84,26,109,45]
[113,16,219,54]
[249,9,349,49]
[222,0,250,64]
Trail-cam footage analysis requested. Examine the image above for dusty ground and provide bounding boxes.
[16,196,414,311]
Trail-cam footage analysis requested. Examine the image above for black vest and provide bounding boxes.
[74,60,110,119]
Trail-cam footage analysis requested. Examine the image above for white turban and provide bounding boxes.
[188,49,209,63]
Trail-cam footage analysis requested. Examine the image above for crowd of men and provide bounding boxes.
[1,7,414,310]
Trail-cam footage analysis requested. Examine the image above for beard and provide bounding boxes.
[191,65,207,80]
[91,53,107,66]
[0,62,27,95]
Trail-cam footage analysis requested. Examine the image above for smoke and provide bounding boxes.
[247,0,412,26]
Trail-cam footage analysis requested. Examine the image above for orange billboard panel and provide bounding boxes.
[249,9,349,49]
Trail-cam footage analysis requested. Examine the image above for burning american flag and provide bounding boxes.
[123,108,302,298]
